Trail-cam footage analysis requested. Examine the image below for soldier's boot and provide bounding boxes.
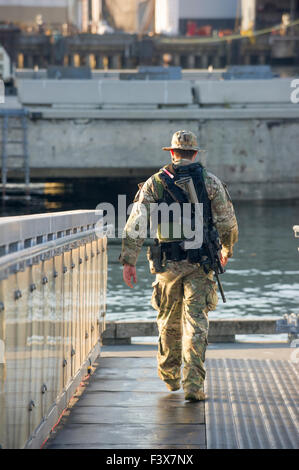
[164,378,180,392]
[184,388,206,402]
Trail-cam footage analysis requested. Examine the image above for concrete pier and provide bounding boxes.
[102,319,281,345]
[2,76,299,200]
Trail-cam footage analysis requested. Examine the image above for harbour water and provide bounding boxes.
[107,200,299,323]
[1,183,299,332]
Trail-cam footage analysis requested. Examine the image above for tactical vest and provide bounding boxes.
[152,162,213,244]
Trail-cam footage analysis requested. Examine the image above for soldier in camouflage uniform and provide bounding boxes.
[119,130,238,401]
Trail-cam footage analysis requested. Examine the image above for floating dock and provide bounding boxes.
[45,341,299,450]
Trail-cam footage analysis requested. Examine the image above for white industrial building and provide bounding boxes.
[0,0,72,25]
[156,0,239,35]
[0,0,99,32]
[0,45,11,82]
[0,1,293,37]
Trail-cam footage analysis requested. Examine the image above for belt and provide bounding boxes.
[160,241,187,261]
[160,241,209,264]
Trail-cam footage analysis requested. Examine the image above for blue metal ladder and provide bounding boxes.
[0,108,30,200]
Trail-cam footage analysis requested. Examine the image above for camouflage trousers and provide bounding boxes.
[151,260,218,392]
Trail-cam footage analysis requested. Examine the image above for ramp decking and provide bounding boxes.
[45,343,299,450]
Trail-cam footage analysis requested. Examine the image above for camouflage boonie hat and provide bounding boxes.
[162,130,199,151]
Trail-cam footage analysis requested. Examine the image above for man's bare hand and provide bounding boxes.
[123,264,137,288]
[220,252,228,267]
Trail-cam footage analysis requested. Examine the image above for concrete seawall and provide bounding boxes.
[4,78,299,200]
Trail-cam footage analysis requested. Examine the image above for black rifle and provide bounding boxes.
[175,176,226,303]
[202,225,226,303]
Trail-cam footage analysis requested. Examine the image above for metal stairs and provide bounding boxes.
[0,108,30,200]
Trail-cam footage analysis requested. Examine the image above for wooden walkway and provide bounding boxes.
[45,342,299,449]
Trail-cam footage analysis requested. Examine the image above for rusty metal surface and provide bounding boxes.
[205,358,299,449]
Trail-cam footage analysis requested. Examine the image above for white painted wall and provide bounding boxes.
[179,0,238,19]
[241,0,256,30]
[0,0,68,5]
[0,45,11,81]
[155,0,179,35]
[0,0,83,27]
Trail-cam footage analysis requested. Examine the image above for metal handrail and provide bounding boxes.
[0,210,108,449]
[0,227,105,272]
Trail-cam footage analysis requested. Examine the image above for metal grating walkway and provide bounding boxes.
[205,358,299,449]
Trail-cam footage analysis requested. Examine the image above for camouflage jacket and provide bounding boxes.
[119,160,238,266]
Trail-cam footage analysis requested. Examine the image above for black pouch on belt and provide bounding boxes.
[187,248,201,263]
[147,240,163,274]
